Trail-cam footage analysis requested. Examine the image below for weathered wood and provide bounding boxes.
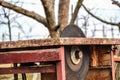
[114,56,120,62]
[88,45,112,80]
[90,45,111,67]
[87,68,112,80]
[90,46,99,67]
[0,49,60,64]
[41,73,57,80]
[115,45,120,79]
[0,66,55,74]
[0,38,120,49]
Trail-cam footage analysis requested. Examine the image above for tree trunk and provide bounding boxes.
[58,0,70,32]
[8,17,12,41]
[41,0,57,38]
[49,30,59,38]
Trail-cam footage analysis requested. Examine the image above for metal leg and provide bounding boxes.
[22,73,26,80]
[111,45,117,80]
[13,63,18,80]
[56,46,66,80]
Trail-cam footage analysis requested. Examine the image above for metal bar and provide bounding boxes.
[0,49,60,64]
[56,46,66,80]
[111,45,116,80]
[13,63,18,80]
[0,66,55,74]
[0,38,120,49]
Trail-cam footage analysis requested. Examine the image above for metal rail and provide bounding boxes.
[0,38,120,49]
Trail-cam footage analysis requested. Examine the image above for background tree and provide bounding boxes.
[0,0,119,39]
[0,0,26,41]
[82,4,120,30]
[0,0,84,38]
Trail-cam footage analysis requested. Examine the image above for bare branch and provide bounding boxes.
[0,0,48,27]
[41,0,57,38]
[70,0,83,24]
[41,0,56,30]
[2,6,12,41]
[58,0,70,31]
[112,0,120,8]
[82,4,120,27]
[0,21,8,25]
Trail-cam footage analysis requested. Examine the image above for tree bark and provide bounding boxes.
[41,0,57,38]
[112,0,120,8]
[70,0,83,24]
[58,0,70,32]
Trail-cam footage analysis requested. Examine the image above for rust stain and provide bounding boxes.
[0,38,120,49]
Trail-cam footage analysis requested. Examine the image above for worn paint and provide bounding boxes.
[0,38,120,49]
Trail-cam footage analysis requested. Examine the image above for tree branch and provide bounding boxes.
[58,0,70,31]
[41,0,56,30]
[41,0,57,38]
[0,0,48,27]
[112,0,120,8]
[82,4,120,28]
[70,0,83,24]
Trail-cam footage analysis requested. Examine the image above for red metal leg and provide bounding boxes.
[56,46,66,80]
[111,45,116,80]
[111,52,115,80]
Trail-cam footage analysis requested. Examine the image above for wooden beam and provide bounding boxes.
[87,68,112,80]
[0,49,60,64]
[90,45,111,67]
[0,66,55,74]
[0,38,120,49]
[114,56,120,62]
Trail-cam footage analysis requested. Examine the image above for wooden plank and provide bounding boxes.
[41,73,57,80]
[0,38,120,49]
[0,49,60,64]
[90,46,99,67]
[87,68,112,80]
[0,66,55,74]
[114,56,120,62]
[90,45,111,67]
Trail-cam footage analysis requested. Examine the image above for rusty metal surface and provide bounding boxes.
[0,66,55,74]
[0,49,60,64]
[111,48,116,80]
[0,38,120,49]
